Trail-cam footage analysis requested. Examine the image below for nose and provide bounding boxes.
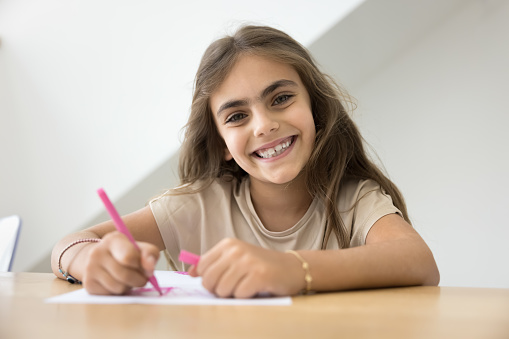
[252,108,279,137]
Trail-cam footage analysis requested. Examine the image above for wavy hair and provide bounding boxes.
[178,25,410,248]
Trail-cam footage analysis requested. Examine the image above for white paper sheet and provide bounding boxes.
[45,271,292,306]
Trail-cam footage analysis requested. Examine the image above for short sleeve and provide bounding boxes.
[342,180,402,247]
[149,193,184,269]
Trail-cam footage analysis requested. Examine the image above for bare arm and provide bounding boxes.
[299,213,440,291]
[191,213,439,297]
[50,205,165,294]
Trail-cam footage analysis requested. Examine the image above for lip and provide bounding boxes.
[251,136,296,161]
[252,136,295,153]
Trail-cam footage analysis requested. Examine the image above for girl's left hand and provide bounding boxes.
[188,238,305,298]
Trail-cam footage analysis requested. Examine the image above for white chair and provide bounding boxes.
[0,215,22,272]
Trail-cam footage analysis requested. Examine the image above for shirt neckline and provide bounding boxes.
[242,178,319,237]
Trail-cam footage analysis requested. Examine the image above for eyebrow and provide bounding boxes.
[215,79,298,118]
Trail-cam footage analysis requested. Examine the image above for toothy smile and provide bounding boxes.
[254,136,294,159]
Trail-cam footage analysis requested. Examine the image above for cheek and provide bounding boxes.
[219,137,233,161]
[219,133,236,157]
[224,133,251,163]
[223,135,241,156]
[301,112,316,141]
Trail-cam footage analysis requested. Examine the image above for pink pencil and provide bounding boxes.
[97,188,163,295]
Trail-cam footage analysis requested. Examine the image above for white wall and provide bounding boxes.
[0,0,364,272]
[311,0,509,288]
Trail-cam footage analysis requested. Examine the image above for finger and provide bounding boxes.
[197,238,244,276]
[82,255,113,295]
[196,245,223,276]
[142,254,156,278]
[187,265,198,277]
[198,239,248,293]
[195,249,224,290]
[138,242,160,277]
[84,249,134,295]
[214,264,249,298]
[85,237,148,292]
[229,255,268,298]
[107,235,142,269]
[232,273,260,299]
[83,276,116,295]
[200,257,229,293]
[86,265,132,295]
[99,250,149,287]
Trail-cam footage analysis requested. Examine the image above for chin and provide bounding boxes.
[267,174,301,186]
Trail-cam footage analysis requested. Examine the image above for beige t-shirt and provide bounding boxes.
[150,177,401,270]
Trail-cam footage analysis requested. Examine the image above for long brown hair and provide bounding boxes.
[178,25,410,248]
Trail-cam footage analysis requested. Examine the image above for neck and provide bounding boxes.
[249,174,313,232]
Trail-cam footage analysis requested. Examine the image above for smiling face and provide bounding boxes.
[210,54,316,190]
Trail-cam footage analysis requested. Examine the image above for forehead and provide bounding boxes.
[209,55,304,112]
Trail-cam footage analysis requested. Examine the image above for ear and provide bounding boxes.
[224,147,233,161]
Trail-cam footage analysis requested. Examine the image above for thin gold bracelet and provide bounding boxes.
[286,250,313,294]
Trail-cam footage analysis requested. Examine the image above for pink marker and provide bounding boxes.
[97,188,163,296]
[179,250,200,266]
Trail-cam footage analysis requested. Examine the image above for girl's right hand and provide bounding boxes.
[81,231,160,295]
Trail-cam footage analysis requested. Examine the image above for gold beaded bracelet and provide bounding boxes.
[58,238,100,284]
[286,250,313,294]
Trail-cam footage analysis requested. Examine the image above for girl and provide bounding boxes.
[51,25,439,298]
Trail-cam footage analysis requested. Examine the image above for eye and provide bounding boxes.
[225,112,247,124]
[273,94,293,106]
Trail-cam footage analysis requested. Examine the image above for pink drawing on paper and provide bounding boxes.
[129,286,212,298]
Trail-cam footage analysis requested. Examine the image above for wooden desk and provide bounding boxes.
[1,272,508,339]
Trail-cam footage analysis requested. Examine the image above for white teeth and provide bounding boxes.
[256,139,293,159]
